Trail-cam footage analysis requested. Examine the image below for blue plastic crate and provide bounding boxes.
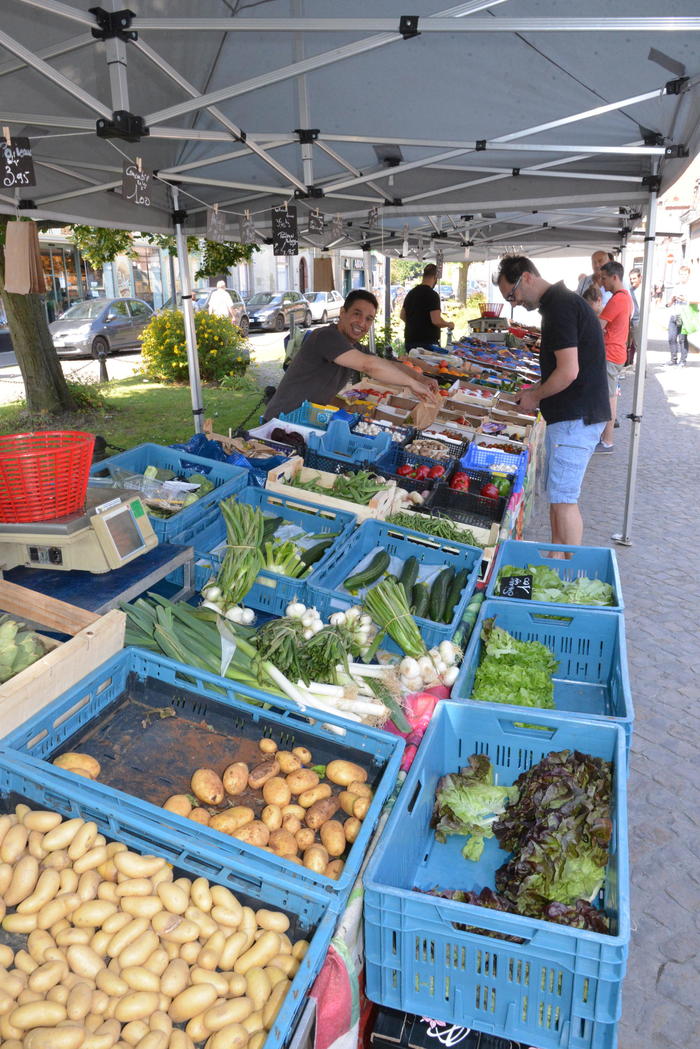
[451,599,633,750]
[306,418,392,470]
[185,485,357,615]
[487,540,624,612]
[363,702,630,1049]
[462,443,529,492]
[351,419,415,447]
[0,750,335,1049]
[1,647,403,904]
[310,519,481,650]
[278,401,358,430]
[90,442,248,543]
[401,436,465,470]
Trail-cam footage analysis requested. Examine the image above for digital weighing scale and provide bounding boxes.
[0,484,158,574]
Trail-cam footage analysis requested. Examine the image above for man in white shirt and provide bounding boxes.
[207,280,235,319]
[577,251,614,307]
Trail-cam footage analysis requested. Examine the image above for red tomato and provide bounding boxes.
[414,465,431,480]
[480,483,500,499]
[427,465,445,479]
[397,464,414,477]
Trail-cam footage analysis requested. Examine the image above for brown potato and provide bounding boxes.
[262,778,291,808]
[163,795,192,817]
[319,820,346,858]
[248,760,280,791]
[281,804,305,820]
[326,760,367,787]
[268,830,298,858]
[285,769,319,796]
[52,752,101,779]
[191,769,225,806]
[353,797,370,820]
[347,781,372,799]
[189,808,211,826]
[295,828,315,852]
[222,763,249,797]
[338,791,359,817]
[258,738,278,755]
[297,784,331,809]
[209,807,255,835]
[291,746,312,765]
[281,816,301,836]
[260,806,282,832]
[302,845,328,873]
[305,797,340,830]
[325,859,345,881]
[231,822,270,848]
[275,752,301,775]
[343,817,361,844]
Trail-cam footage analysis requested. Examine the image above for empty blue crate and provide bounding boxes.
[451,598,633,749]
[1,646,403,905]
[90,442,247,543]
[487,539,623,612]
[188,485,357,615]
[363,702,630,1049]
[278,401,358,430]
[309,518,481,649]
[304,419,392,474]
[0,750,335,1049]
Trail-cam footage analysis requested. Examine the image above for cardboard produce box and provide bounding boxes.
[265,456,396,522]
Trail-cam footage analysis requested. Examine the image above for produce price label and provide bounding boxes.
[207,207,227,242]
[272,204,298,255]
[308,210,324,234]
[1,136,36,187]
[498,573,533,599]
[122,160,151,206]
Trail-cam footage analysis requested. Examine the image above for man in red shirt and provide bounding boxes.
[596,261,633,452]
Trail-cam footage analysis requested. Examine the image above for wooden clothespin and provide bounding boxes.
[135,156,142,172]
[2,127,12,147]
[213,202,218,213]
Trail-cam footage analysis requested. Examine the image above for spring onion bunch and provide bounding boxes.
[204,498,265,612]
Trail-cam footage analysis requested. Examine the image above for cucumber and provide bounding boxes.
[411,582,430,620]
[262,515,284,544]
[300,536,335,567]
[398,556,419,605]
[444,568,469,623]
[343,550,390,592]
[429,567,455,623]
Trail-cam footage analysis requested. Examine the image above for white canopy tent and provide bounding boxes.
[1,0,698,540]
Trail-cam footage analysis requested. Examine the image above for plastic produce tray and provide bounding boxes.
[187,485,357,614]
[451,599,633,750]
[1,647,403,904]
[266,456,396,523]
[424,481,507,523]
[461,443,529,491]
[305,418,392,470]
[278,401,359,430]
[0,752,336,1049]
[487,540,623,613]
[90,442,248,543]
[400,437,466,469]
[351,419,415,447]
[310,518,481,649]
[363,702,630,1049]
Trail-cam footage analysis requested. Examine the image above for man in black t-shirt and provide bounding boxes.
[400,263,455,351]
[495,256,610,548]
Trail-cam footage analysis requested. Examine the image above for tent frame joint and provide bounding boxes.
[626,413,642,423]
[89,7,138,44]
[294,185,324,199]
[475,140,486,151]
[295,128,320,144]
[642,174,661,192]
[399,16,420,40]
[96,110,149,142]
[17,199,36,210]
[172,209,187,225]
[665,76,689,96]
[664,144,689,159]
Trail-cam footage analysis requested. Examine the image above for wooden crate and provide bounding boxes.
[0,581,125,736]
[265,456,395,522]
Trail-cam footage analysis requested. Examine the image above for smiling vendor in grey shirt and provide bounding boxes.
[263,290,439,421]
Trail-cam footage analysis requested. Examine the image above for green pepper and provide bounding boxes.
[493,476,512,498]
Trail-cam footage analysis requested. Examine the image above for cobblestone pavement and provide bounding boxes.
[524,335,700,1049]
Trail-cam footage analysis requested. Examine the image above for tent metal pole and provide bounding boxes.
[384,256,391,329]
[0,27,111,118]
[612,182,658,546]
[172,187,204,435]
[363,248,376,353]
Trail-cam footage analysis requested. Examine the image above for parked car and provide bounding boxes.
[438,283,455,299]
[303,290,343,324]
[49,297,153,358]
[247,291,312,331]
[191,286,249,336]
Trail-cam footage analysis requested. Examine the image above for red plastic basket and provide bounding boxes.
[480,302,504,318]
[0,431,95,523]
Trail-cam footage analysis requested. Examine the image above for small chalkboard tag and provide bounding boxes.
[272,204,298,255]
[207,207,226,242]
[1,137,36,188]
[308,210,324,235]
[498,573,533,599]
[121,160,151,207]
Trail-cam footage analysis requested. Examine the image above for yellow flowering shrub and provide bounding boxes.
[139,310,251,383]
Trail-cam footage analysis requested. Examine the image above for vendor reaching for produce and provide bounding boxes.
[263,290,439,421]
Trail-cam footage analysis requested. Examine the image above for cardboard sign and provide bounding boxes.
[498,573,533,599]
[1,137,36,188]
[272,204,298,256]
[207,208,226,242]
[308,210,324,234]
[121,160,151,207]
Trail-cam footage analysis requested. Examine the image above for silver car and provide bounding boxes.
[304,290,344,324]
[50,297,153,358]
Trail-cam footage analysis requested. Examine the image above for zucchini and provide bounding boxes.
[444,568,469,623]
[343,549,390,592]
[300,536,335,567]
[398,556,419,604]
[411,582,430,620]
[429,567,455,623]
[262,515,284,543]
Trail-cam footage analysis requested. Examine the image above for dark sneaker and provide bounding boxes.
[594,441,614,453]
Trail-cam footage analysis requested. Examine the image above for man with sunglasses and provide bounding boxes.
[495,256,610,547]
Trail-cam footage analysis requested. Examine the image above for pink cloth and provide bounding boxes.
[309,945,353,1049]
[384,687,448,769]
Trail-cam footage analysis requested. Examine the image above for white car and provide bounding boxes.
[304,290,344,324]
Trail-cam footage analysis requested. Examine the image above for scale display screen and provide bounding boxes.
[103,505,146,559]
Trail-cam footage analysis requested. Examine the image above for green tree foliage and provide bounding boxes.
[141,232,200,257]
[195,240,259,280]
[69,226,136,267]
[390,259,423,285]
[139,310,251,385]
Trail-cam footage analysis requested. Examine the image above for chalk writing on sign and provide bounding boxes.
[207,208,226,242]
[2,137,36,188]
[272,204,298,256]
[498,573,533,599]
[122,160,151,207]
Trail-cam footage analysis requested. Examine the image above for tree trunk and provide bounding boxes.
[457,261,471,304]
[0,238,77,415]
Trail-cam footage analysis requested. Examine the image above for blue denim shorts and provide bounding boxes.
[545,418,605,503]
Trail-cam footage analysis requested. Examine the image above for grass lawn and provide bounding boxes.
[0,372,267,451]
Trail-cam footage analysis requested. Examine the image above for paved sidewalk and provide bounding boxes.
[524,339,700,1049]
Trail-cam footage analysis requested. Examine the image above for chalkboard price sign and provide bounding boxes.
[122,160,151,207]
[207,208,226,242]
[272,205,298,256]
[498,573,533,599]
[308,210,324,235]
[1,137,36,188]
